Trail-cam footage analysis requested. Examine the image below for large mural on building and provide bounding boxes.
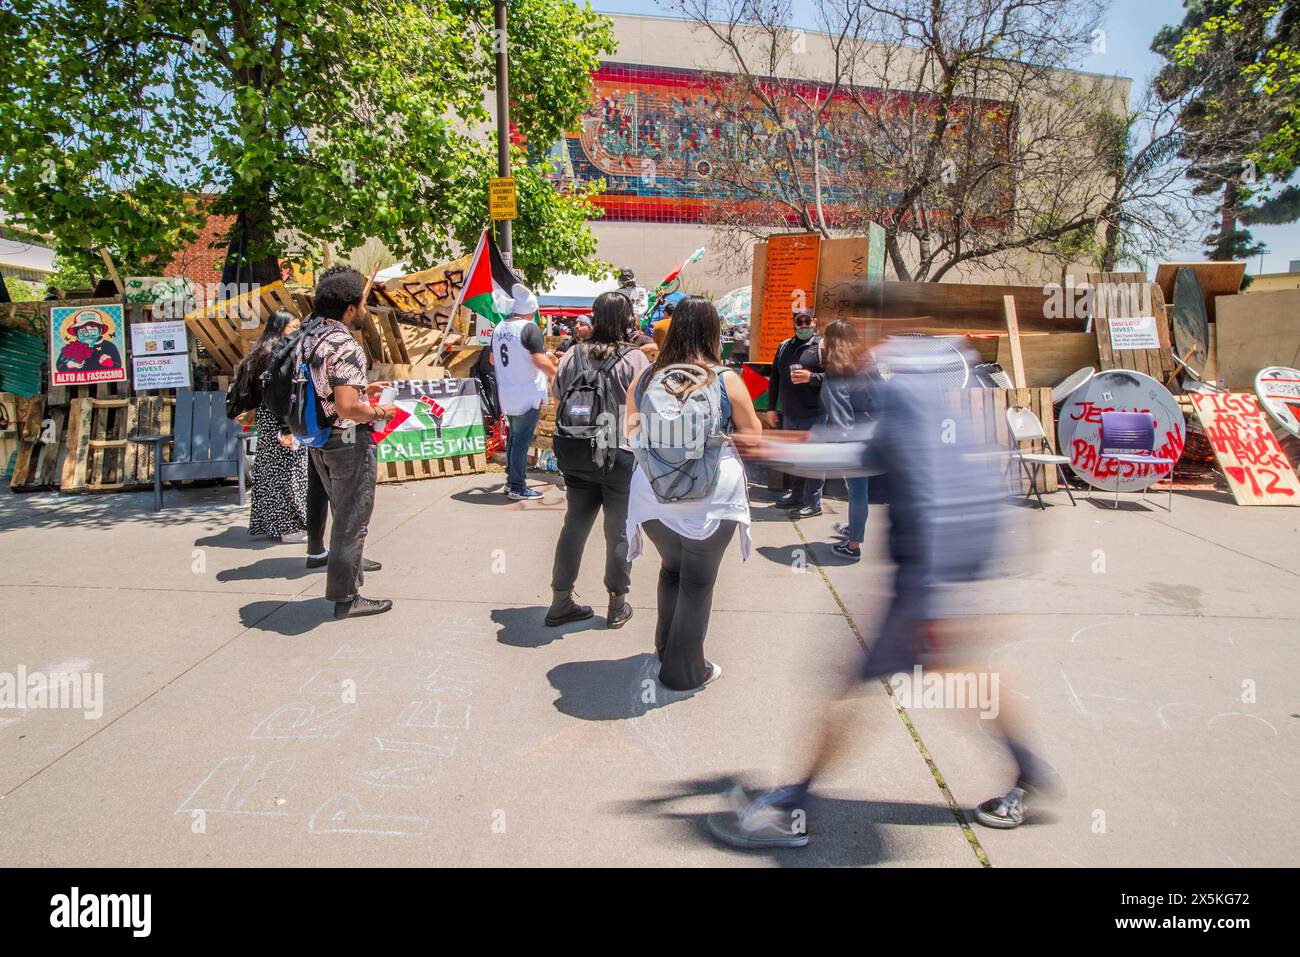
[538,62,1015,227]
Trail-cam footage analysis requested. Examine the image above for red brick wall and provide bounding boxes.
[163,200,234,285]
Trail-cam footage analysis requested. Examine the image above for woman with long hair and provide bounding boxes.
[545,291,651,628]
[624,296,762,692]
[244,309,309,540]
[818,319,874,560]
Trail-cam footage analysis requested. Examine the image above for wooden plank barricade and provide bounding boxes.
[943,387,1059,494]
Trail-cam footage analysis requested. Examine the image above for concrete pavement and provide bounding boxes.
[0,472,1296,867]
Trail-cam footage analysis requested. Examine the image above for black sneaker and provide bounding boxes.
[333,596,393,619]
[772,492,798,508]
[789,505,822,519]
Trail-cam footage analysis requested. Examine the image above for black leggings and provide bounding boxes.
[642,519,738,690]
[306,461,329,556]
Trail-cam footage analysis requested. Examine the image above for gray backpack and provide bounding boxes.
[632,363,730,503]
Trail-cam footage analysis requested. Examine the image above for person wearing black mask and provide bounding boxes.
[764,310,826,517]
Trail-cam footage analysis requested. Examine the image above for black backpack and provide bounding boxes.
[260,315,320,421]
[554,343,627,472]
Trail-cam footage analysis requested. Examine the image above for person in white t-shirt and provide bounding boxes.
[491,284,556,500]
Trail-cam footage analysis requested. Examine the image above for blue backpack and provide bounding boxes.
[261,317,331,448]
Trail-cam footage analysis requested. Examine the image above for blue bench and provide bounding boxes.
[130,390,247,511]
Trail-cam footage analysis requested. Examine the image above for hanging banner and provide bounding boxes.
[50,303,128,386]
[374,379,486,463]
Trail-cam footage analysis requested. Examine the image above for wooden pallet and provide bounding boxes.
[375,452,486,484]
[1087,272,1175,383]
[183,280,302,374]
[57,395,176,493]
[9,397,67,491]
[943,387,1059,493]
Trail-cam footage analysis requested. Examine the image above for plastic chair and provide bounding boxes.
[1005,406,1075,509]
[1091,411,1176,511]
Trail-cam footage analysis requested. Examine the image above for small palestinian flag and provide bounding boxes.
[646,247,705,318]
[456,228,518,337]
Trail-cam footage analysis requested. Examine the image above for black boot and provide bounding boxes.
[545,589,593,626]
[606,592,633,629]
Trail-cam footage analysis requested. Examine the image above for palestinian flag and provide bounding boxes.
[456,228,518,339]
[646,247,705,318]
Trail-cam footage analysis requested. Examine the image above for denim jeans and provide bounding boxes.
[846,476,870,543]
[308,425,377,603]
[506,406,540,492]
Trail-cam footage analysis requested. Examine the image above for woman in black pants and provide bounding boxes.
[546,292,652,628]
[623,297,763,691]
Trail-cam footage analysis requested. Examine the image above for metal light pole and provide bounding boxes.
[494,0,512,264]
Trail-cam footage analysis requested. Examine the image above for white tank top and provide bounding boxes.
[491,318,549,415]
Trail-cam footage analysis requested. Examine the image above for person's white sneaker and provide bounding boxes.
[707,785,809,849]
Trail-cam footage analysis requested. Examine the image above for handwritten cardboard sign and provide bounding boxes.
[1188,392,1300,506]
[755,233,820,364]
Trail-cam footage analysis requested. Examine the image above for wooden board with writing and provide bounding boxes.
[754,233,821,364]
[1188,391,1300,506]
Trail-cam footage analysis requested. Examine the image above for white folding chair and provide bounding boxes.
[1006,406,1076,509]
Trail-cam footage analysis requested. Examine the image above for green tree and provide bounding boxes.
[0,0,615,287]
[1,276,42,301]
[1154,0,1300,261]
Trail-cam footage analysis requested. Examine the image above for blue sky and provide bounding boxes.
[592,0,1300,274]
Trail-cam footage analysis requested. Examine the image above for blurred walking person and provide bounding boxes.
[546,293,650,628]
[708,335,1058,848]
[625,297,762,692]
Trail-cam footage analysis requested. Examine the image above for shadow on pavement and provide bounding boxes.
[239,599,330,636]
[609,774,968,867]
[217,557,317,583]
[548,653,715,720]
[195,527,283,550]
[491,605,604,648]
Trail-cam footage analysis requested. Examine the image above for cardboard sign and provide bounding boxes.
[1107,315,1160,351]
[131,353,192,390]
[1188,392,1300,506]
[50,303,128,386]
[375,256,470,319]
[374,379,486,463]
[755,233,820,363]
